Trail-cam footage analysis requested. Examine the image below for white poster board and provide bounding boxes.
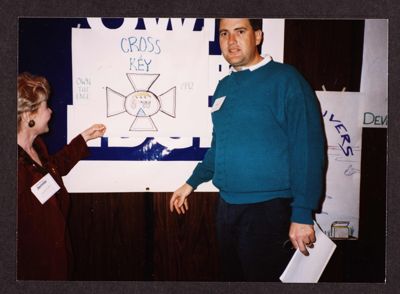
[69,22,211,139]
[316,91,363,238]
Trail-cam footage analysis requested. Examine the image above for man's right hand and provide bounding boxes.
[169,183,193,214]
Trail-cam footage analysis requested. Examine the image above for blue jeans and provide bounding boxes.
[216,197,294,281]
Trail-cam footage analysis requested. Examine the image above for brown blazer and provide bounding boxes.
[17,135,89,280]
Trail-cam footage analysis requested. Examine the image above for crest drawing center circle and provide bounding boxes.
[125,91,161,117]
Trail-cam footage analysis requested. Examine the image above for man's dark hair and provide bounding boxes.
[249,19,263,31]
[216,18,263,32]
[248,19,263,53]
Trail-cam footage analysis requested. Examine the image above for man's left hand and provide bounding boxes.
[289,222,316,256]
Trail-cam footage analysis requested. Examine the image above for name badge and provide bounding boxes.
[30,173,61,204]
[211,96,226,113]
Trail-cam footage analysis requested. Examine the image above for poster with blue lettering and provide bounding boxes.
[69,18,210,139]
[315,91,363,238]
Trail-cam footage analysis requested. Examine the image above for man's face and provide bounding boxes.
[219,18,262,70]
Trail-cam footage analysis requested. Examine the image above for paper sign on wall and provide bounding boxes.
[316,91,363,238]
[70,25,211,139]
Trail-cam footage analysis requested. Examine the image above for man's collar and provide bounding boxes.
[230,54,272,73]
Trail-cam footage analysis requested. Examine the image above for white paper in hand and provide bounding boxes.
[280,222,336,283]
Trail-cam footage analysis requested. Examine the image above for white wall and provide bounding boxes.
[360,19,388,128]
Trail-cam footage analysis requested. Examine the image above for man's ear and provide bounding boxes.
[255,30,263,46]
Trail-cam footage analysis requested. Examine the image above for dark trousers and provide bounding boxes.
[216,197,294,282]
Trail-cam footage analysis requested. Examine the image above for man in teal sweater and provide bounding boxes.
[170,18,325,281]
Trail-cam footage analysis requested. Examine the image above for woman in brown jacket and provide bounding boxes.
[17,72,106,280]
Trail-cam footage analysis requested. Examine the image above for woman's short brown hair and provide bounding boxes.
[17,72,50,131]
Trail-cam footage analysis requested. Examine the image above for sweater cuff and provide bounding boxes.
[73,134,90,158]
[186,176,200,190]
[291,207,313,224]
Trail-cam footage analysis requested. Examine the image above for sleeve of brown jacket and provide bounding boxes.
[43,134,90,177]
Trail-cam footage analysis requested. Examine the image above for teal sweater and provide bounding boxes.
[187,61,325,224]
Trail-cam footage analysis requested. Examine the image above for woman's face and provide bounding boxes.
[32,101,52,134]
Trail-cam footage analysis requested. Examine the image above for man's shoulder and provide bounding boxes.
[219,72,232,84]
[214,74,231,93]
[263,61,310,88]
[264,61,300,76]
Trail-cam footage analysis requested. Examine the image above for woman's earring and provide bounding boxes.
[28,120,35,128]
